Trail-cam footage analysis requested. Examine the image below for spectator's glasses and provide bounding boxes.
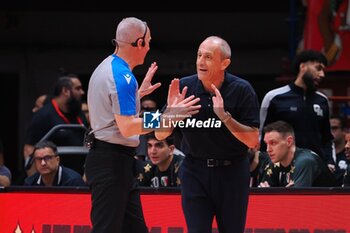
[141,107,157,112]
[34,155,57,163]
[331,126,341,131]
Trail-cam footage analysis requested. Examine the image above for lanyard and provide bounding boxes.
[51,99,83,125]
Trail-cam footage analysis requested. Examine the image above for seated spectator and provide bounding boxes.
[24,140,86,186]
[135,96,158,161]
[330,115,347,186]
[23,74,88,176]
[0,165,11,187]
[32,94,51,113]
[139,95,158,117]
[248,146,270,187]
[259,120,336,187]
[81,101,90,126]
[0,139,11,187]
[137,132,184,188]
[342,131,350,187]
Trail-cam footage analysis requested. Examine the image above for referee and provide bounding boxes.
[85,17,200,233]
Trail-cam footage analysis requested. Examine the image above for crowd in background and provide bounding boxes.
[0,51,350,189]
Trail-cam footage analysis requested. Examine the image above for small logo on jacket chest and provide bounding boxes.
[313,104,323,116]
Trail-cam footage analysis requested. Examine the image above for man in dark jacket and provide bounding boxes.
[260,50,335,172]
[24,140,86,186]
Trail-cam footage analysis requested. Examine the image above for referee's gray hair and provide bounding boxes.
[115,17,146,45]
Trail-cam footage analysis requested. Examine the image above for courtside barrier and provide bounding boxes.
[1,186,350,233]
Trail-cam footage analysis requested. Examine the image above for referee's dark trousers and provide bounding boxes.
[179,155,250,233]
[84,139,148,233]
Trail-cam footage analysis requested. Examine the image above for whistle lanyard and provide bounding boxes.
[51,99,83,125]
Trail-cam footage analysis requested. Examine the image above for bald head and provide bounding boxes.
[201,36,231,59]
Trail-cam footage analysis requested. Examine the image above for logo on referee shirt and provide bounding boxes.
[143,110,161,128]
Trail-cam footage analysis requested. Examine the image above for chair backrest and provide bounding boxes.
[40,124,87,146]
[57,146,89,175]
[40,124,89,175]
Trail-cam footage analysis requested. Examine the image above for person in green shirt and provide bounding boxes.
[259,120,336,187]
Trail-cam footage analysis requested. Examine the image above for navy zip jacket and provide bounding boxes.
[260,83,334,164]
